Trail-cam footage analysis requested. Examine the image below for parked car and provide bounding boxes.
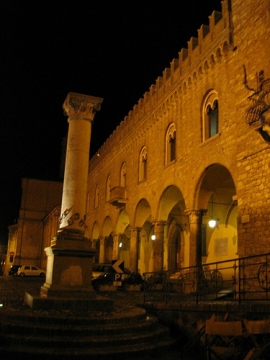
[17,265,45,277]
[8,264,22,276]
[92,266,143,291]
[92,263,113,279]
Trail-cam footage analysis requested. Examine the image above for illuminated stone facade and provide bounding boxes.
[86,0,270,274]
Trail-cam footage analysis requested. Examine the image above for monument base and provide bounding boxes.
[24,228,101,311]
[24,292,114,311]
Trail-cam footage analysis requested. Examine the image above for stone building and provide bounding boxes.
[6,0,270,278]
[6,179,62,273]
[85,0,270,275]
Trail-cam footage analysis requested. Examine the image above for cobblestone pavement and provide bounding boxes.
[0,276,203,359]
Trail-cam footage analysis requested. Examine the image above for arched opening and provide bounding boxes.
[197,164,238,265]
[168,224,184,270]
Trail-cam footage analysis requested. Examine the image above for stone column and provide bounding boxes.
[130,227,141,273]
[185,209,207,267]
[99,236,105,263]
[152,222,166,272]
[40,93,103,299]
[59,93,103,231]
[112,233,120,260]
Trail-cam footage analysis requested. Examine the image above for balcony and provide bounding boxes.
[109,186,126,207]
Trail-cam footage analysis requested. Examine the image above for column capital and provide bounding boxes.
[63,92,103,122]
[151,220,167,227]
[130,227,142,234]
[184,209,207,218]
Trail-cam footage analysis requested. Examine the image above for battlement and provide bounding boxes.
[90,0,232,167]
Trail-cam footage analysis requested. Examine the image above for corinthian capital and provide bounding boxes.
[63,92,103,122]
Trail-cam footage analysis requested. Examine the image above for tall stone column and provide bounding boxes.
[59,93,103,231]
[185,209,207,267]
[130,227,141,273]
[40,92,103,299]
[152,222,166,272]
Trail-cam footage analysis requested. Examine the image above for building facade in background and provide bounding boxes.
[6,179,62,273]
[6,0,270,278]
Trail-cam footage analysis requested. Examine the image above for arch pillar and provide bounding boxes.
[185,209,207,267]
[99,236,105,263]
[129,227,141,273]
[112,233,120,260]
[152,221,166,272]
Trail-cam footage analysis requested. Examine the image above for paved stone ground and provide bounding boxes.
[0,276,204,359]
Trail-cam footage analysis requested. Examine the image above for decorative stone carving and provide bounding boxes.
[63,92,103,122]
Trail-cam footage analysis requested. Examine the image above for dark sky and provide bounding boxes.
[0,0,221,244]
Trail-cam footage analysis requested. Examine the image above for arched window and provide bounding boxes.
[106,175,111,201]
[165,123,176,165]
[139,147,147,182]
[120,163,126,187]
[94,184,99,208]
[203,91,219,141]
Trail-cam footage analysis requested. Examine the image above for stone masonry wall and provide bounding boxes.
[86,0,270,266]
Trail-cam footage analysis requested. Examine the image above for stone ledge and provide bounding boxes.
[24,292,114,311]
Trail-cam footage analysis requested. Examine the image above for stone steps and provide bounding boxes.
[4,325,169,348]
[0,339,174,360]
[0,304,175,359]
[1,314,159,337]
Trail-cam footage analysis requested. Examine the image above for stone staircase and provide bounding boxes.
[0,303,175,359]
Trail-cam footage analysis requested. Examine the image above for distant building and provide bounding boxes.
[5,179,62,273]
[6,0,270,276]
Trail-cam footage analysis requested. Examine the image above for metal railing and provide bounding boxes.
[142,252,270,305]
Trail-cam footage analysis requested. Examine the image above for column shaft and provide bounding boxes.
[130,228,141,273]
[185,209,207,267]
[153,222,166,272]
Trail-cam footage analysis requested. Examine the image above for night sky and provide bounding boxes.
[0,0,221,244]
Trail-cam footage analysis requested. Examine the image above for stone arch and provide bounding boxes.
[216,47,222,61]
[134,199,153,273]
[167,222,185,270]
[210,54,215,67]
[116,209,131,267]
[195,163,238,263]
[134,198,152,228]
[157,185,188,270]
[165,122,176,165]
[204,60,209,72]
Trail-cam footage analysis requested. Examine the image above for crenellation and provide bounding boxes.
[189,36,198,51]
[163,68,171,80]
[91,1,234,169]
[170,58,179,72]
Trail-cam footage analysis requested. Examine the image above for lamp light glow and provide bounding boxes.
[151,234,156,241]
[208,219,217,228]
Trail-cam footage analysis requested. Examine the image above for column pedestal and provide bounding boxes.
[40,229,96,299]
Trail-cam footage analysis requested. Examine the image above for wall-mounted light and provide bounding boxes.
[208,193,218,228]
[208,219,218,228]
[151,234,156,241]
[119,242,122,248]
